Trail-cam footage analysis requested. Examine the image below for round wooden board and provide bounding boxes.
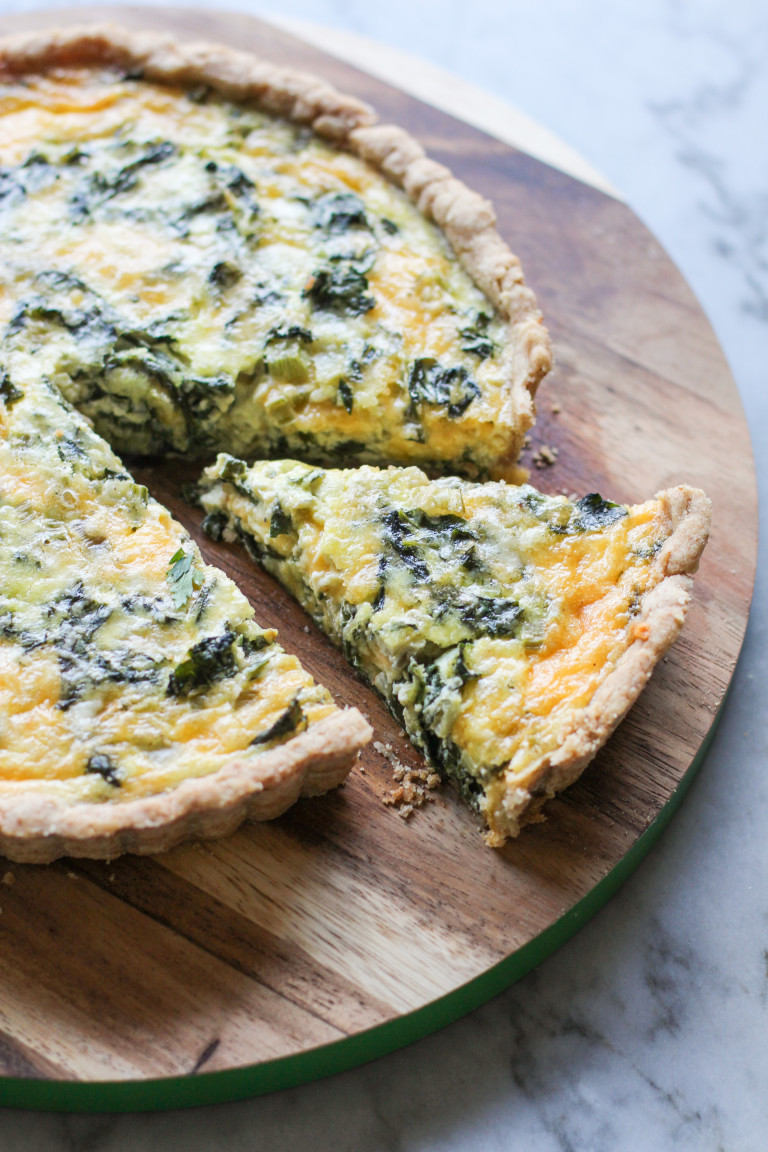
[0,6,756,1112]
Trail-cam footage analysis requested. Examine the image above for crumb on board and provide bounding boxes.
[532,445,559,468]
[374,740,441,817]
[551,402,562,414]
[2,871,14,887]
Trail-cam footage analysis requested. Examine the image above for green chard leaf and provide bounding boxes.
[0,371,23,407]
[573,493,628,531]
[167,630,238,697]
[200,509,230,542]
[311,191,369,233]
[85,753,121,787]
[305,265,375,316]
[338,378,354,413]
[408,358,480,418]
[458,312,495,360]
[269,502,294,539]
[250,697,306,746]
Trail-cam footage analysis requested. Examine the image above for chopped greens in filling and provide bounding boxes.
[196,457,673,838]
[0,377,337,804]
[0,69,522,474]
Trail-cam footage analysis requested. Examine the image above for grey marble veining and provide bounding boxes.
[0,0,766,1148]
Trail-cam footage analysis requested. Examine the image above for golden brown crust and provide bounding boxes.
[0,709,373,864]
[0,23,551,465]
[483,485,712,844]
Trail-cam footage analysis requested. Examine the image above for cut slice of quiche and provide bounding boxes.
[0,25,549,478]
[197,457,710,844]
[0,375,371,864]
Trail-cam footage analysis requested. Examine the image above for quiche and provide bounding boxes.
[196,457,710,844]
[0,26,550,478]
[0,364,373,861]
[0,375,371,863]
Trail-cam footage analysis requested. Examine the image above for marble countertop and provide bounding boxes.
[0,0,766,1148]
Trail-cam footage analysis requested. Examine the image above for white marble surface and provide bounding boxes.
[0,0,767,1147]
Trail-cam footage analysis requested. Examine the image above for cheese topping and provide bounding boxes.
[0,384,336,803]
[0,68,519,474]
[197,458,671,833]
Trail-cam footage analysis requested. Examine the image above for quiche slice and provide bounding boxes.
[0,375,371,864]
[0,26,550,478]
[197,457,710,844]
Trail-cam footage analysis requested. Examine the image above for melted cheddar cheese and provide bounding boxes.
[198,457,673,838]
[0,382,336,803]
[0,68,522,475]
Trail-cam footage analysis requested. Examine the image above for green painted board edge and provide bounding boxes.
[0,694,727,1114]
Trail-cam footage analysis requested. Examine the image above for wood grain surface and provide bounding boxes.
[0,6,756,1089]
